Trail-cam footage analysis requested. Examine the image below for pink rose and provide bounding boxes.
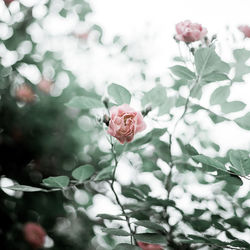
[38,78,53,94]
[238,25,250,38]
[138,241,163,250]
[107,104,146,144]
[16,84,36,103]
[175,20,207,43]
[23,222,46,249]
[4,0,14,6]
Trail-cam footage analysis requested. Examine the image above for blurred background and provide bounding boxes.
[1,0,250,249]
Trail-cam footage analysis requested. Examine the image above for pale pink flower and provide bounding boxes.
[38,78,53,94]
[107,104,146,144]
[23,222,46,249]
[175,20,207,43]
[238,25,250,38]
[16,84,36,103]
[138,241,163,250]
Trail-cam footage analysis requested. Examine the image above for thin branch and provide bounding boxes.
[109,140,137,245]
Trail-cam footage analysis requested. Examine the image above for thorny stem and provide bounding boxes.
[109,139,137,245]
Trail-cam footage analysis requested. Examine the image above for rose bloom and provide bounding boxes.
[175,20,207,43]
[4,0,14,6]
[238,25,250,38]
[16,84,36,103]
[138,241,163,250]
[38,78,53,94]
[23,222,46,249]
[107,104,146,144]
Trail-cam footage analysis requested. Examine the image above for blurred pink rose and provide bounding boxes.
[175,20,207,43]
[38,78,53,94]
[4,0,14,6]
[238,25,250,38]
[138,241,163,250]
[23,222,46,249]
[107,104,146,144]
[16,84,36,103]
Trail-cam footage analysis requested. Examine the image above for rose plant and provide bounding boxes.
[1,2,250,249]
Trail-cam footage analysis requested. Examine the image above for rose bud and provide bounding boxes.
[38,78,53,94]
[238,25,250,38]
[107,104,146,144]
[15,84,36,103]
[138,241,163,250]
[175,20,208,43]
[23,222,46,249]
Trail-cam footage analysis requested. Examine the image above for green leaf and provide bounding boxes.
[221,101,246,114]
[65,96,104,109]
[158,96,175,116]
[235,112,250,130]
[169,65,195,80]
[233,49,250,82]
[94,166,114,181]
[3,185,47,192]
[195,47,229,77]
[184,144,199,156]
[0,66,12,77]
[134,220,166,233]
[142,86,166,109]
[192,154,227,172]
[134,233,165,244]
[72,164,95,182]
[42,176,69,188]
[216,170,243,186]
[108,83,131,105]
[102,228,130,236]
[229,150,250,176]
[114,244,141,250]
[97,214,124,221]
[203,71,229,82]
[210,86,230,105]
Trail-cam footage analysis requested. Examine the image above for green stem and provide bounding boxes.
[109,140,137,245]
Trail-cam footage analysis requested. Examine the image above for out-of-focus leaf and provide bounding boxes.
[169,65,195,80]
[229,149,250,176]
[42,176,69,188]
[72,164,95,182]
[235,112,250,130]
[108,83,131,105]
[210,86,230,105]
[102,228,130,236]
[65,96,104,109]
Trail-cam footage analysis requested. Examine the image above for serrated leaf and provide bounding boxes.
[42,176,69,188]
[65,96,104,109]
[169,65,195,80]
[235,112,250,130]
[210,86,230,105]
[72,165,95,182]
[195,48,229,77]
[229,150,250,176]
[192,154,227,172]
[134,220,166,233]
[134,233,165,244]
[102,228,130,236]
[108,83,131,105]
